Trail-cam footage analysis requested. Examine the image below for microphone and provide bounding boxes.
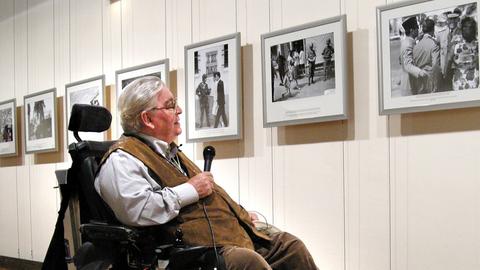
[203,146,216,171]
[201,145,220,268]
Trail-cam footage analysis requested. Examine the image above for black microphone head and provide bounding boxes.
[203,145,216,160]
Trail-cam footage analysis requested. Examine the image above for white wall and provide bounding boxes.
[0,0,479,269]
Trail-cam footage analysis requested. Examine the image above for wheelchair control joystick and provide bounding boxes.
[174,228,185,248]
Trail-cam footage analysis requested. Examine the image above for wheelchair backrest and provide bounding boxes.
[67,104,119,225]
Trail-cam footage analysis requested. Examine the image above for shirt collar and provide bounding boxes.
[136,133,174,159]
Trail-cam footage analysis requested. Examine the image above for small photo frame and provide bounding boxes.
[261,15,348,127]
[115,59,170,136]
[0,99,18,157]
[377,0,479,114]
[65,75,105,145]
[24,88,58,154]
[184,32,242,142]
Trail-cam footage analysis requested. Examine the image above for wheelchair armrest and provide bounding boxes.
[80,222,139,243]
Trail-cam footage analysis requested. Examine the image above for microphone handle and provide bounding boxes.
[204,159,212,172]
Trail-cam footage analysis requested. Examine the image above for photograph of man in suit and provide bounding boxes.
[213,71,228,128]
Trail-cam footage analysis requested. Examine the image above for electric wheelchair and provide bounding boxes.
[44,104,225,270]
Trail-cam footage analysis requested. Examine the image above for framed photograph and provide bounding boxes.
[184,32,242,142]
[377,0,480,114]
[0,99,17,157]
[261,15,348,127]
[24,88,58,154]
[65,75,105,145]
[115,59,169,136]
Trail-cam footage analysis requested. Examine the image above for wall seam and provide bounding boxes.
[101,0,105,75]
[165,0,167,58]
[26,0,33,259]
[388,115,392,270]
[13,0,20,258]
[120,0,123,68]
[268,0,275,225]
[342,125,347,270]
[68,0,71,83]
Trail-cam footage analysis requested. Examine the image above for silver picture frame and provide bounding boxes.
[184,32,242,142]
[65,75,105,146]
[261,15,348,127]
[115,59,170,137]
[24,88,58,154]
[0,99,18,157]
[377,0,480,114]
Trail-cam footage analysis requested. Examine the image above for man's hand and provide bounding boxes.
[188,172,214,199]
[248,212,259,222]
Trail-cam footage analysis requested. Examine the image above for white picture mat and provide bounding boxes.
[186,37,239,140]
[25,91,56,153]
[116,63,167,136]
[0,101,16,156]
[263,21,346,125]
[379,0,480,112]
[66,77,104,145]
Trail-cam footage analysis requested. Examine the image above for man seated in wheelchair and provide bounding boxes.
[94,76,319,269]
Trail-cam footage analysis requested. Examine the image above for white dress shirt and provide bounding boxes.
[94,134,199,226]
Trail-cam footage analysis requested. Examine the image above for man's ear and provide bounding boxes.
[140,111,154,130]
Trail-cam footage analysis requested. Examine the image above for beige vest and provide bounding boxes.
[101,136,270,249]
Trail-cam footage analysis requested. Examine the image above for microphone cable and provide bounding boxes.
[202,201,220,270]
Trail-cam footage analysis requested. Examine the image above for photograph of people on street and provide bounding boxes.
[0,107,13,143]
[389,2,478,97]
[269,32,335,102]
[26,97,53,140]
[193,43,230,130]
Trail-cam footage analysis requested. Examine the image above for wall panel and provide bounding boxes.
[70,0,103,81]
[30,164,57,261]
[13,0,31,260]
[237,0,274,222]
[0,0,19,258]
[27,0,54,92]
[26,0,58,262]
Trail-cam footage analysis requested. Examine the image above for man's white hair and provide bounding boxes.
[117,76,165,133]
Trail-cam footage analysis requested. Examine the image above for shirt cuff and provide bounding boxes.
[172,183,199,208]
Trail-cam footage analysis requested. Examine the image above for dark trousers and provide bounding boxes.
[221,232,318,270]
[214,105,228,128]
[200,101,210,127]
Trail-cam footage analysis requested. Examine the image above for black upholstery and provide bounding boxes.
[68,140,118,225]
[68,104,112,133]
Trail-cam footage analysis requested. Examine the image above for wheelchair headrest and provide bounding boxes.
[68,104,112,133]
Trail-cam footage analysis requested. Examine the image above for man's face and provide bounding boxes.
[214,74,219,81]
[145,87,182,143]
[448,18,459,29]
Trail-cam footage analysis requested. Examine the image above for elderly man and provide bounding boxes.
[95,76,318,269]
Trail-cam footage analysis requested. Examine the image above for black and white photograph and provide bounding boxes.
[0,99,17,157]
[262,15,347,127]
[185,33,242,142]
[24,89,57,154]
[193,44,230,130]
[270,33,335,103]
[378,0,480,114]
[115,59,169,136]
[65,75,105,145]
